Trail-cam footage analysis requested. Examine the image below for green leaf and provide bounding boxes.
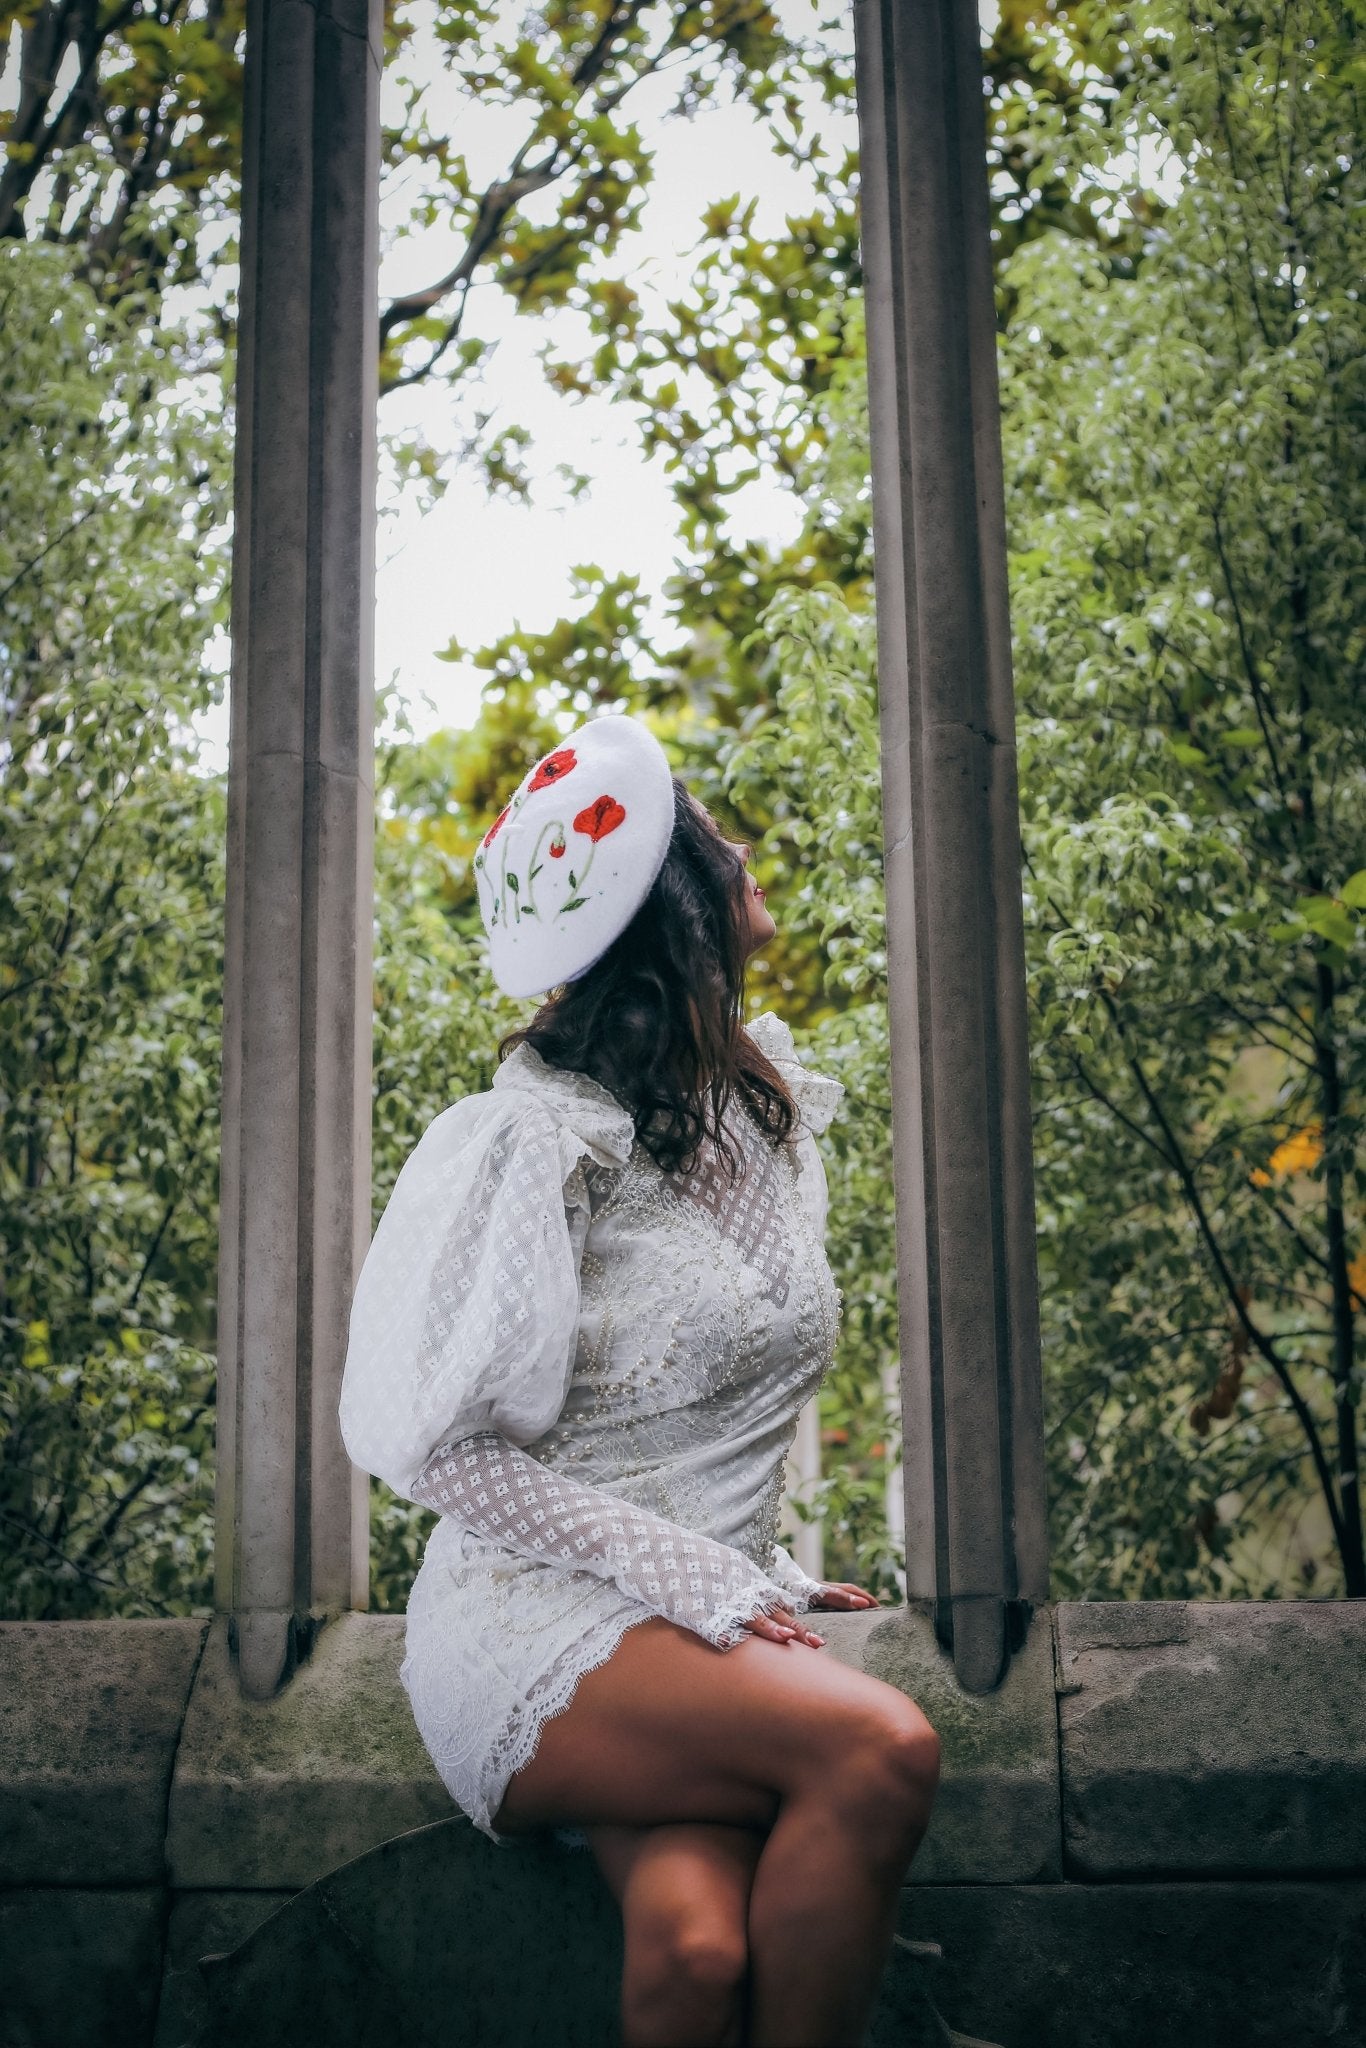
[1302,899,1355,950]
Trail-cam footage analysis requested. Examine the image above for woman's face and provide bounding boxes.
[691,796,777,958]
[729,832,777,958]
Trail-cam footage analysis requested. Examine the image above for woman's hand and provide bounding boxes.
[808,1582,879,1612]
[740,1583,879,1647]
[742,1605,826,1648]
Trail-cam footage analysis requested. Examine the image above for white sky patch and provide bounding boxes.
[369,11,857,754]
[189,6,858,771]
[7,2,1170,776]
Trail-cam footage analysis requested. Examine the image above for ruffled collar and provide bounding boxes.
[492,1042,637,1166]
[491,1010,844,1163]
[745,1010,845,1137]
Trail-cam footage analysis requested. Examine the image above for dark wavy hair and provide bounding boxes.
[497,776,797,1177]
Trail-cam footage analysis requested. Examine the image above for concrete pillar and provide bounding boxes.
[852,0,1050,1689]
[215,0,382,1697]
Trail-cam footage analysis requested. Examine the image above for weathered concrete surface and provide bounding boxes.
[902,1880,1366,2048]
[820,1604,1061,1882]
[4,1605,1365,2046]
[197,1820,622,2047]
[167,1609,1055,1892]
[1056,1601,1366,1877]
[196,1818,1002,2048]
[0,1887,164,2048]
[166,1615,451,1889]
[154,1890,293,2048]
[0,1619,207,1885]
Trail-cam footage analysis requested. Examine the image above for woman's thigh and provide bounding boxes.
[495,1617,934,1834]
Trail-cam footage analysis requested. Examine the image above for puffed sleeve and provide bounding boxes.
[339,1093,588,1502]
[746,1010,845,1241]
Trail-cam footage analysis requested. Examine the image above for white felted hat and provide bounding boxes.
[473,712,676,999]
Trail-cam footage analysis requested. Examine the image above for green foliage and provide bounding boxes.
[0,0,246,307]
[1006,0,1365,1598]
[0,243,231,1615]
[0,252,514,1613]
[730,0,1364,1599]
[5,0,1360,1621]
[725,584,900,1592]
[2,0,1132,527]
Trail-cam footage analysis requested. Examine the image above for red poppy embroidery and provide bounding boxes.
[549,833,566,858]
[482,804,510,848]
[529,748,577,793]
[573,794,626,841]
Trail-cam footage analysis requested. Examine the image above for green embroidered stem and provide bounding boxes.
[521,817,560,922]
[561,837,597,913]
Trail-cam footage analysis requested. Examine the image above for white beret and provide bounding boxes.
[472,712,676,999]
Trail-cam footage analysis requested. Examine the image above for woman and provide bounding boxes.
[340,713,941,2048]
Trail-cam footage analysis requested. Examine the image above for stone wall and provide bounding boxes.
[2,1602,1363,2047]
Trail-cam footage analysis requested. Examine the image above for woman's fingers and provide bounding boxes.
[742,1606,825,1648]
[809,1583,879,1611]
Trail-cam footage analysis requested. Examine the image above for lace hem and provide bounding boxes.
[468,1603,662,1844]
[422,1577,798,1845]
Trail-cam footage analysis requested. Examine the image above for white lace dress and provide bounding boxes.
[339,1010,845,1841]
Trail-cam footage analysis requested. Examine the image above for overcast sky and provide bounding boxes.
[193,2,862,767]
[4,2,1025,772]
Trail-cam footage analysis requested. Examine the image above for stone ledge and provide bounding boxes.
[159,1603,1061,1892]
[1055,1600,1366,1878]
[0,1619,208,1886]
[820,1603,1061,1882]
[166,1615,451,1890]
[189,1820,1366,2048]
[155,1890,294,2048]
[4,1602,1364,1900]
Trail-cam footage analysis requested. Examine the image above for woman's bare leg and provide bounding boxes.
[590,1822,764,2048]
[497,1618,940,2048]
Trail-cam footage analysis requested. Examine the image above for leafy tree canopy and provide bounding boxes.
[0,242,230,1614]
[723,0,1365,1595]
[2,0,1359,1614]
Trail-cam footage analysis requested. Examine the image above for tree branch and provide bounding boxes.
[1095,984,1351,1566]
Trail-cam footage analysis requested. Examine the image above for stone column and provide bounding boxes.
[852,0,1050,1690]
[215,0,382,1697]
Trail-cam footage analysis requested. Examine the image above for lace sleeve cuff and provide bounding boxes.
[767,1540,826,1613]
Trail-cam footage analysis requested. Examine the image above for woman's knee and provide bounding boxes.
[820,1688,941,1836]
[628,1900,748,2010]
